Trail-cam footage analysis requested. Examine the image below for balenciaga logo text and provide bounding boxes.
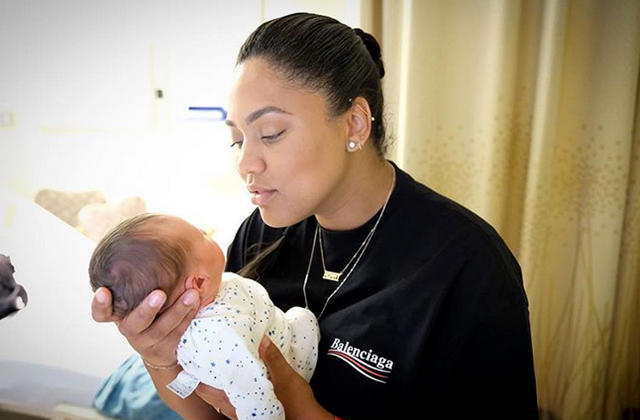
[328,338,393,384]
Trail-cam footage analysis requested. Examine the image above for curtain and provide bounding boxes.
[364,0,640,418]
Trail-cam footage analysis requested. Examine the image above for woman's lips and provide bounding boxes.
[250,189,277,206]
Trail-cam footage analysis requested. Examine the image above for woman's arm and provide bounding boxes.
[91,286,224,420]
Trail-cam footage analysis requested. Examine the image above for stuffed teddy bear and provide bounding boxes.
[0,253,28,321]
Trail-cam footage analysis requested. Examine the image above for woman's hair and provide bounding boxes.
[88,214,189,318]
[237,12,387,155]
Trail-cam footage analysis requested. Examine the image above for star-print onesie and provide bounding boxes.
[167,272,320,420]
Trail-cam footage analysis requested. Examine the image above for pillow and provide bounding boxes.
[77,196,146,242]
[34,189,106,227]
[92,354,182,420]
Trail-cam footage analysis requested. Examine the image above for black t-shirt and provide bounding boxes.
[225,162,538,419]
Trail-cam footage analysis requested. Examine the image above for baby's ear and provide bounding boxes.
[185,275,205,291]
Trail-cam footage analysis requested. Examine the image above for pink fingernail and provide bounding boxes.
[183,291,197,306]
[149,292,164,308]
[96,290,107,304]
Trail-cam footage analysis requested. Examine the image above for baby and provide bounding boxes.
[89,213,319,420]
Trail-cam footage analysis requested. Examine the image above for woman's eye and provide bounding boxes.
[261,130,285,142]
[229,139,243,148]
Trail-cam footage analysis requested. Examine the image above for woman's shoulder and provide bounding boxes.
[394,164,489,226]
[394,164,509,250]
[392,165,524,294]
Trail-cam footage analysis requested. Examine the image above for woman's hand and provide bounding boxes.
[91,286,200,366]
[259,336,333,420]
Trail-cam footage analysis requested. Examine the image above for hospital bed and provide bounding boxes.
[0,192,132,419]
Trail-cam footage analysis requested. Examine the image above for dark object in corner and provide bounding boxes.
[0,254,28,320]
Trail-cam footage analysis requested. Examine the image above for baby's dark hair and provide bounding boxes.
[89,213,190,318]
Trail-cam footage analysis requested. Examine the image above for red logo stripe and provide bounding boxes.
[328,349,390,379]
[328,352,388,384]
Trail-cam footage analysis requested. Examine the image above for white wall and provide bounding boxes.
[0,0,361,249]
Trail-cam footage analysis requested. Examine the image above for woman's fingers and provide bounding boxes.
[162,294,202,345]
[118,289,167,338]
[91,287,121,323]
[121,289,199,351]
[259,336,332,420]
[195,384,237,420]
[259,335,295,385]
[142,289,200,341]
[140,291,201,364]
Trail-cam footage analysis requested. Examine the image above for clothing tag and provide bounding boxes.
[166,370,199,399]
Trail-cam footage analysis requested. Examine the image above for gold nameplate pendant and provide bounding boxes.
[322,270,341,282]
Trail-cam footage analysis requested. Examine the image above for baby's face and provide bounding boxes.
[157,216,225,311]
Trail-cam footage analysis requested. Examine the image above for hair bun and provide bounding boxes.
[354,28,385,78]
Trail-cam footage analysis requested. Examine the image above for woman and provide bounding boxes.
[92,13,538,419]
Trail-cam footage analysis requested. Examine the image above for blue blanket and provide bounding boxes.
[93,354,182,420]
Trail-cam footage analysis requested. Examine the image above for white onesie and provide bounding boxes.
[167,272,319,420]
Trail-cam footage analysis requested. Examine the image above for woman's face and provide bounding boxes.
[226,58,350,227]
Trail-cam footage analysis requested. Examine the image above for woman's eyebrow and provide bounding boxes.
[225,106,291,127]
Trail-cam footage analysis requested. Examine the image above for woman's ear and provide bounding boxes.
[346,96,373,148]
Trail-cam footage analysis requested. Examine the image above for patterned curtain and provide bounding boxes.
[366,0,640,418]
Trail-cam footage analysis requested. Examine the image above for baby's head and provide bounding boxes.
[89,213,225,318]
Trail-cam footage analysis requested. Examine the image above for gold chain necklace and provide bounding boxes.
[318,226,374,281]
[303,165,396,319]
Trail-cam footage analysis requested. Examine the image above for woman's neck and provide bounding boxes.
[315,153,394,231]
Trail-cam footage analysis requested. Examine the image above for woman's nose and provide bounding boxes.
[236,139,266,178]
